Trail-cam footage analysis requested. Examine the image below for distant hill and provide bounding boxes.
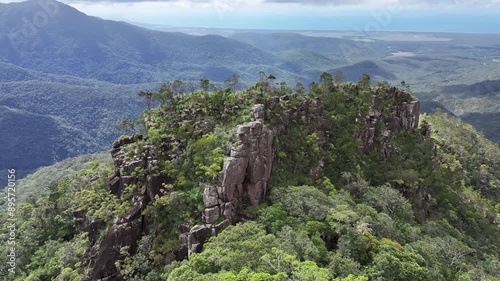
[428,79,500,142]
[462,113,500,142]
[329,60,397,82]
[0,105,95,175]
[229,32,360,58]
[440,79,500,98]
[0,152,110,201]
[0,0,499,179]
[0,0,277,84]
[0,0,283,176]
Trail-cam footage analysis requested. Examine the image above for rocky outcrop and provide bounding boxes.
[387,100,420,131]
[86,103,276,278]
[84,87,426,279]
[263,94,325,144]
[87,136,166,281]
[362,87,421,152]
[185,104,274,256]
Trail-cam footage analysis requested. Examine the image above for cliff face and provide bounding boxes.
[362,86,421,153]
[87,105,274,279]
[86,87,423,280]
[185,104,274,256]
[88,136,166,280]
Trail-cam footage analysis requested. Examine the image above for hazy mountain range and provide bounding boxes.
[1,0,499,178]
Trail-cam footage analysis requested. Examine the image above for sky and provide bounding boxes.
[2,0,500,33]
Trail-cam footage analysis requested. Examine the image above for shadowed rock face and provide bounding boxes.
[362,87,421,153]
[386,100,420,132]
[87,136,165,281]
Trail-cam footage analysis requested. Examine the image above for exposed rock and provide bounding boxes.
[389,100,420,131]
[187,225,212,256]
[299,98,323,125]
[203,185,221,208]
[88,218,142,280]
[214,219,231,234]
[111,135,143,167]
[145,174,163,203]
[120,196,144,223]
[203,206,220,224]
[87,134,166,280]
[110,176,137,198]
[361,87,421,153]
[124,160,144,175]
[109,176,121,195]
[219,108,273,221]
[252,104,265,121]
[183,104,275,256]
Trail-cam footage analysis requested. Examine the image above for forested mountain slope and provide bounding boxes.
[1,0,500,180]
[0,0,277,84]
[1,75,498,281]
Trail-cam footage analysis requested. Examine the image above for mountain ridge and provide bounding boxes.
[1,79,499,280]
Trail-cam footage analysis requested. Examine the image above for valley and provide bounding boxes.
[0,0,499,176]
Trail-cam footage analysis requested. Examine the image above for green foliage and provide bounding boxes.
[269,186,334,222]
[191,133,226,181]
[145,191,203,258]
[3,74,500,281]
[189,222,283,273]
[258,203,296,234]
[367,244,432,281]
[361,184,414,222]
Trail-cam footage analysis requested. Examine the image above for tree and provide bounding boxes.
[224,74,239,92]
[258,71,269,95]
[138,91,154,110]
[277,226,321,263]
[279,81,292,95]
[189,222,282,273]
[358,74,370,88]
[171,80,185,96]
[186,81,196,93]
[115,116,136,135]
[334,71,344,84]
[267,74,277,93]
[309,81,319,93]
[320,72,333,87]
[294,81,306,95]
[200,78,210,91]
[400,80,411,93]
[367,244,432,281]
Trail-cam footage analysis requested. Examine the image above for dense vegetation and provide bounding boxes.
[1,73,499,281]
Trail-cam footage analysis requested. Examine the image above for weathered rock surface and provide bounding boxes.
[394,100,420,130]
[186,104,274,256]
[362,87,421,152]
[86,135,165,281]
[88,215,142,280]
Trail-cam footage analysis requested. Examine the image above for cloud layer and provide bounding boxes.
[19,0,498,5]
[1,0,498,33]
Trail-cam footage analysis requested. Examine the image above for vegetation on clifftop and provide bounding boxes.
[1,74,499,281]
